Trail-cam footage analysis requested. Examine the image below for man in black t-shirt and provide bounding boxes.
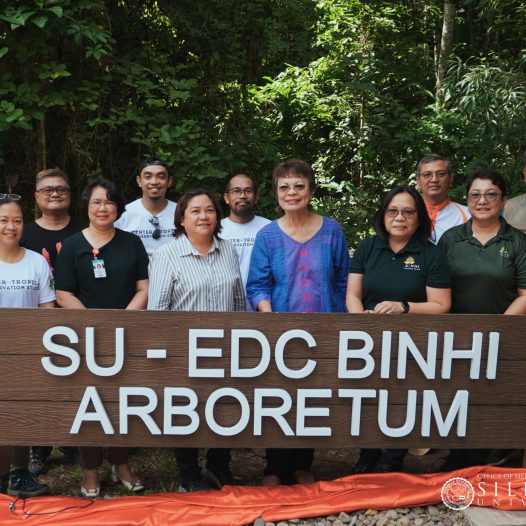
[20,168,82,476]
[21,168,82,272]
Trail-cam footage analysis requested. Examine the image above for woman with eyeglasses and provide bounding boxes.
[346,185,451,473]
[0,194,54,497]
[247,160,351,486]
[54,178,149,497]
[148,188,244,492]
[439,168,526,469]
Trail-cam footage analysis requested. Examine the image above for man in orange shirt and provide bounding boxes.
[416,154,470,243]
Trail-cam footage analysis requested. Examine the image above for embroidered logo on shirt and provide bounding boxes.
[403,256,421,271]
[499,246,509,258]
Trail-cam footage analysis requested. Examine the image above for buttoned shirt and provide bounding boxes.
[147,234,245,311]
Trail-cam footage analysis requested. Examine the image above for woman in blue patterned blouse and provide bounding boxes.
[247,159,350,486]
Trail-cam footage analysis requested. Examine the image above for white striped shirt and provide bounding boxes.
[147,234,245,312]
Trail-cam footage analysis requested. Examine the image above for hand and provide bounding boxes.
[373,301,404,314]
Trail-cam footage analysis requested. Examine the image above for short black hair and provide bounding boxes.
[522,151,526,168]
[374,185,431,244]
[137,156,171,178]
[0,197,23,214]
[416,154,452,177]
[174,188,223,239]
[225,174,257,193]
[80,178,126,221]
[466,167,507,197]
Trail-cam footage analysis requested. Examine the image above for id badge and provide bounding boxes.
[92,258,107,278]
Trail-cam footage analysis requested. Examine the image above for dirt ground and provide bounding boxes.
[39,447,451,497]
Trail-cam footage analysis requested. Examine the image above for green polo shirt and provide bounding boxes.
[439,218,526,314]
[349,235,451,310]
[438,218,526,314]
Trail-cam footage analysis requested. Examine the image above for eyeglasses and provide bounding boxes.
[0,193,21,200]
[36,186,71,196]
[149,216,161,239]
[89,200,117,209]
[385,208,417,218]
[277,182,308,193]
[467,191,502,203]
[418,171,449,180]
[227,187,255,197]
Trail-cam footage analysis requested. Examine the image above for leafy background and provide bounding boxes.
[1,0,525,246]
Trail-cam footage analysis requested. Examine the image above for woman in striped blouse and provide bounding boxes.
[148,188,245,491]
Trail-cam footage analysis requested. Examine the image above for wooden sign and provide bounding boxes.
[0,309,523,448]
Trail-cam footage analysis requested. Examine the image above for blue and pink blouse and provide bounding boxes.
[246,217,350,313]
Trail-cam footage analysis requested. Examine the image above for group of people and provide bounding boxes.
[1,152,526,498]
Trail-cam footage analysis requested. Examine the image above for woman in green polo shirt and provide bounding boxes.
[346,185,451,473]
[439,167,526,469]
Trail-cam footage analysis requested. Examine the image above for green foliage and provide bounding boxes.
[0,0,525,240]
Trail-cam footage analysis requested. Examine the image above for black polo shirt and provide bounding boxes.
[439,218,526,313]
[350,235,451,310]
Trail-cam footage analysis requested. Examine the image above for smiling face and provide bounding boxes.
[276,175,312,213]
[137,164,172,201]
[417,160,452,205]
[35,176,71,215]
[467,178,507,224]
[181,194,218,241]
[384,191,419,243]
[0,201,24,248]
[87,186,118,229]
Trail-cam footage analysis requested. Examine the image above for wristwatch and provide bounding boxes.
[400,301,410,313]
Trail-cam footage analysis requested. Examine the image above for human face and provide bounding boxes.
[224,175,257,219]
[0,202,23,248]
[467,178,507,224]
[384,192,419,243]
[137,164,172,201]
[417,160,452,204]
[87,186,118,229]
[276,176,312,213]
[181,194,217,241]
[35,176,71,215]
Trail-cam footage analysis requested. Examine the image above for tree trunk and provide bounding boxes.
[436,0,456,103]
[36,118,46,172]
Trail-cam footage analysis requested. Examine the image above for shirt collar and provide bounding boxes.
[457,218,513,242]
[179,234,220,256]
[375,234,424,254]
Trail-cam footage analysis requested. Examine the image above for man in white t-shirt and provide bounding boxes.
[416,154,470,244]
[221,174,270,309]
[115,156,176,258]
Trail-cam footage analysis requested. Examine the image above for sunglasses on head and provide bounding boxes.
[0,193,21,201]
[149,216,161,239]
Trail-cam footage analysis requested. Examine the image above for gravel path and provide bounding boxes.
[249,504,469,526]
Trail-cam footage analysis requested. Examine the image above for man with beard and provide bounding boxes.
[115,156,176,258]
[221,174,270,310]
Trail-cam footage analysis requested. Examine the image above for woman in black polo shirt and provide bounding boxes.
[346,185,451,473]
